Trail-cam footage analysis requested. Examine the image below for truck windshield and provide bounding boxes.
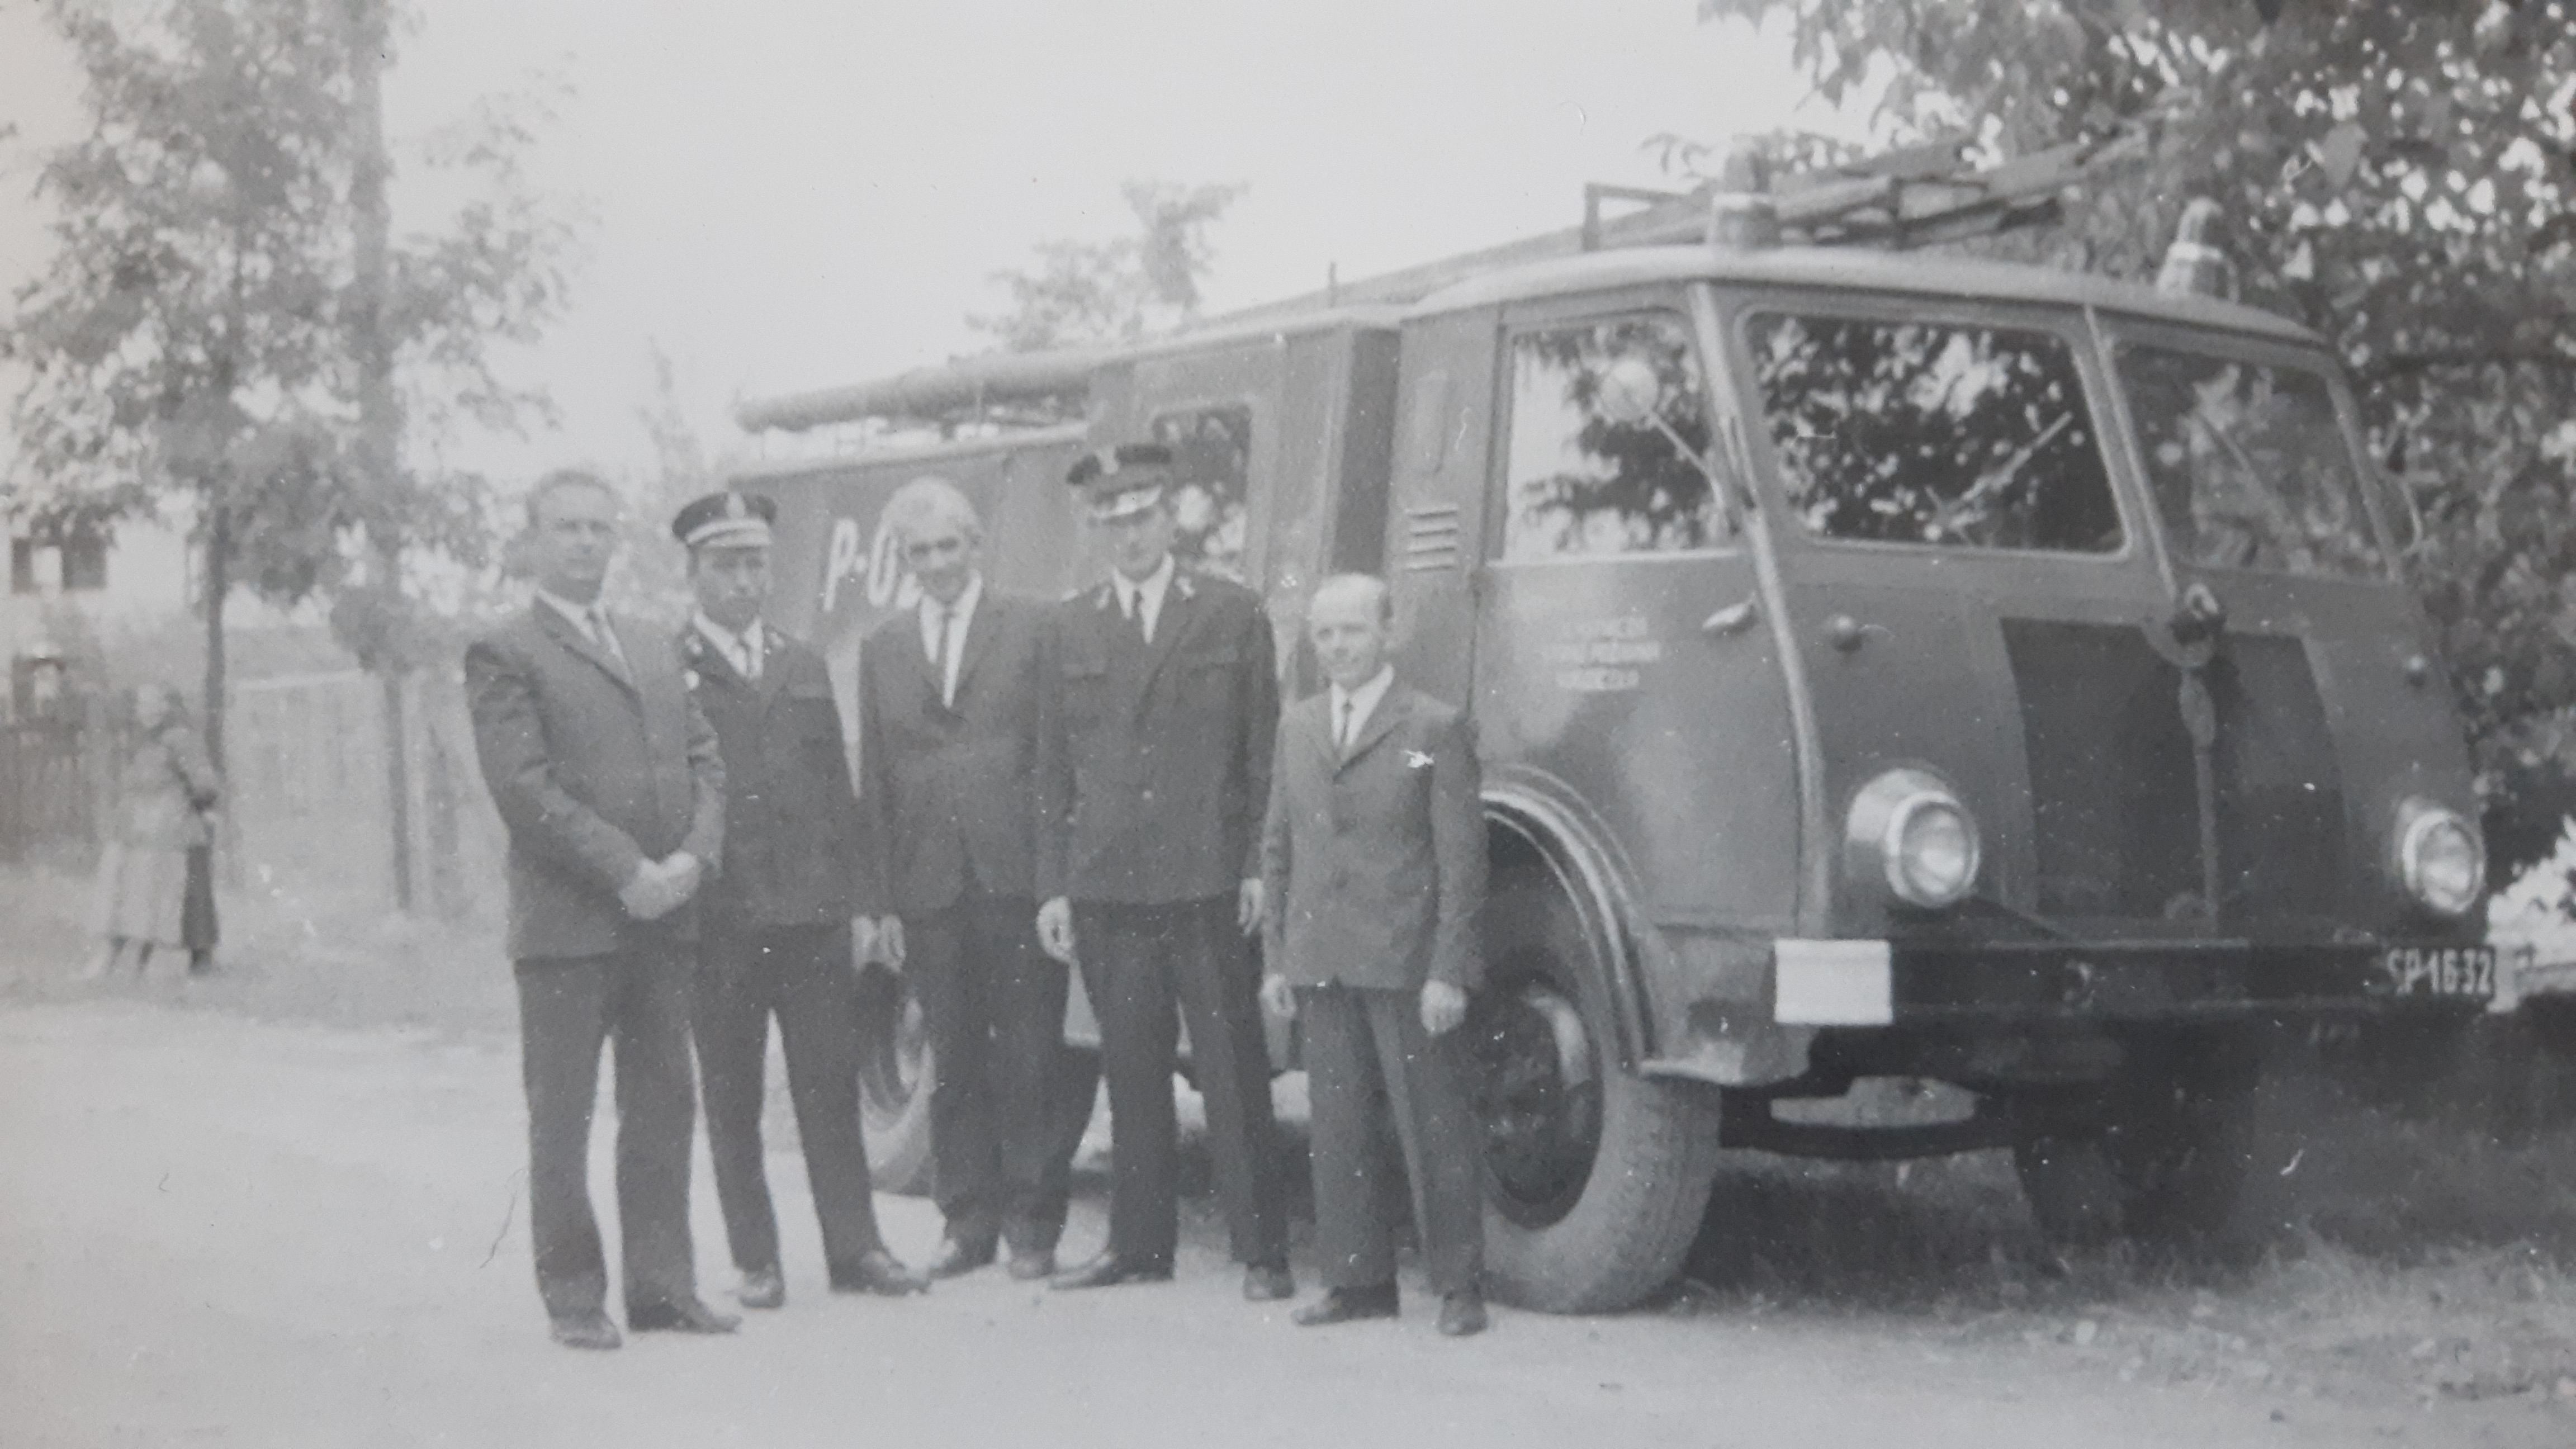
[1748,312,2122,553]
[2114,344,2385,580]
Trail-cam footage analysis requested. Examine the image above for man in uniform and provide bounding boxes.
[1258,574,1489,1337]
[1034,443,1294,1301]
[671,489,929,1310]
[465,469,733,1350]
[859,477,1068,1281]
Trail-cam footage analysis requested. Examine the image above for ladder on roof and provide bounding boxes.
[1584,132,2136,253]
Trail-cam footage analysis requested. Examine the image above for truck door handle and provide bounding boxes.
[1702,597,1760,637]
[1825,614,1890,652]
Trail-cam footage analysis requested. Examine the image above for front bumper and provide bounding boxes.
[1773,936,2495,1027]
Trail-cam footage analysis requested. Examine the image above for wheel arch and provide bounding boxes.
[1483,775,1658,1072]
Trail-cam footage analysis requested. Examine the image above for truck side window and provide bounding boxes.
[1149,403,1253,582]
[1500,314,1723,560]
[2114,345,2385,580]
[1749,313,2122,553]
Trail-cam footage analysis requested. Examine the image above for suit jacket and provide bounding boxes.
[1260,681,1485,993]
[858,589,1046,914]
[678,621,866,932]
[465,603,725,960]
[1036,569,1279,906]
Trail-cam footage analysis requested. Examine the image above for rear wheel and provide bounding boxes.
[2011,1030,2257,1251]
[1471,857,1720,1313]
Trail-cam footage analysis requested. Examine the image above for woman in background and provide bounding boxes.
[85,683,219,979]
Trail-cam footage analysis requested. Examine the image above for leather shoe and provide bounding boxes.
[927,1236,998,1279]
[1293,1284,1400,1327]
[1437,1290,1489,1337]
[548,1311,622,1351]
[1005,1248,1058,1282]
[831,1247,931,1297]
[1049,1252,1172,1290]
[627,1298,739,1335]
[735,1266,784,1310]
[1242,1262,1295,1302]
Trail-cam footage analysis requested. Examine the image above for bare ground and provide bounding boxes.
[6,866,2576,1445]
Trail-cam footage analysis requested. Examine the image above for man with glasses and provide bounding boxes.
[1034,443,1294,1303]
[858,477,1071,1281]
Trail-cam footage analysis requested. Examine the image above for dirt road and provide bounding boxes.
[0,1000,2561,1449]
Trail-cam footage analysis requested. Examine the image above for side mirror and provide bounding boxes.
[1595,356,1664,427]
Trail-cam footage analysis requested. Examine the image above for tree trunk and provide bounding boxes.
[202,496,230,779]
[346,0,412,910]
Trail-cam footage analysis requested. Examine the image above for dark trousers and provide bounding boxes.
[1301,984,1485,1295]
[513,945,700,1321]
[1074,896,1286,1268]
[907,894,1071,1253]
[692,920,888,1280]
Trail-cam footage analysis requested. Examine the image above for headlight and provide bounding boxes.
[1845,768,1982,911]
[2395,798,2484,918]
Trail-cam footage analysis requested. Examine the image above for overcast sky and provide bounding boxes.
[0,1,1860,489]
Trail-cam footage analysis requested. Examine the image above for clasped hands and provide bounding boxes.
[617,851,703,921]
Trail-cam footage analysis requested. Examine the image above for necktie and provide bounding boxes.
[929,605,953,707]
[737,627,760,683]
[1335,694,1353,753]
[588,606,627,671]
[1125,585,1150,646]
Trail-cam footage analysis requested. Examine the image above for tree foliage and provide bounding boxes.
[1,0,578,732]
[1701,0,2576,881]
[969,179,1245,352]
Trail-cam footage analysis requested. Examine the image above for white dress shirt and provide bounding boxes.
[1110,552,1176,645]
[692,612,764,681]
[1327,665,1396,753]
[916,574,982,708]
[536,587,626,667]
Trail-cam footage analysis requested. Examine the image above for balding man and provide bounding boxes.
[859,477,1071,1280]
[1259,574,1489,1337]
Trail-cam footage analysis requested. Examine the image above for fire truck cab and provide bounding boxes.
[739,158,2492,1313]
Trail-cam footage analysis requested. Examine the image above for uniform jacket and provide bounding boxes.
[679,621,867,931]
[1260,681,1485,993]
[858,589,1046,914]
[1036,569,1279,906]
[465,603,725,960]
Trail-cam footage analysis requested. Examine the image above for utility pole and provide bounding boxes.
[346,0,413,910]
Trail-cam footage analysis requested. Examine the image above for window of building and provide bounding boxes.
[2115,344,2384,580]
[60,530,106,591]
[8,538,32,595]
[1149,404,1253,582]
[1749,312,2123,553]
[1499,314,1725,560]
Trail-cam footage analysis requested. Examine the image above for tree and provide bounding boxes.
[2,0,576,870]
[1699,0,2576,883]
[969,179,1245,352]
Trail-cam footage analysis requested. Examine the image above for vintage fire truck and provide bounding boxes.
[734,143,2494,1313]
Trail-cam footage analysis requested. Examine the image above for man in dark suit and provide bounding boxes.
[465,469,736,1351]
[1259,574,1489,1337]
[671,490,929,1312]
[859,477,1067,1281]
[1034,443,1294,1301]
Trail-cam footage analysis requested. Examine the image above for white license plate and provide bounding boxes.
[2383,945,2497,998]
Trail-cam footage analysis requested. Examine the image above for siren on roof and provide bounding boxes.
[1706,138,1781,252]
[2155,197,2237,300]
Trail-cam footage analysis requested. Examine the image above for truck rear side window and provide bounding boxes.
[2114,346,2385,580]
[1149,404,1252,581]
[1500,315,1724,560]
[1749,313,2122,553]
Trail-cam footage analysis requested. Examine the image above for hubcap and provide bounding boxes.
[1471,980,1602,1227]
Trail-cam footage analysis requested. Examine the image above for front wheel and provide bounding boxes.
[1470,859,1720,1313]
[852,963,936,1196]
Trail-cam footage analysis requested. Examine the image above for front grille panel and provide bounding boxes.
[2003,621,2343,929]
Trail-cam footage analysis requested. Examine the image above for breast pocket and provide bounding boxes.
[1177,646,1241,712]
[1059,657,1111,724]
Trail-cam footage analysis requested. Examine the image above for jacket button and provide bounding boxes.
[1141,788,1155,803]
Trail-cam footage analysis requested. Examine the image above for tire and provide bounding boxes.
[851,963,935,1197]
[1470,860,1721,1314]
[2011,1031,2257,1251]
